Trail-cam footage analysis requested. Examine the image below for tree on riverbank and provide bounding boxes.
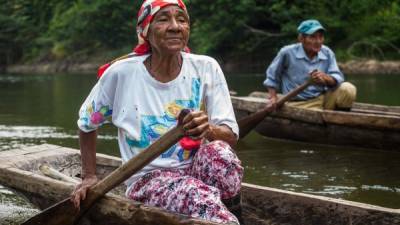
[1,0,399,71]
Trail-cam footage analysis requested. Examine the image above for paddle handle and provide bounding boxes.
[238,80,312,139]
[22,110,189,225]
[78,125,185,218]
[276,80,312,106]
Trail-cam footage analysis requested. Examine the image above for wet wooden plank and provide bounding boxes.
[242,183,400,225]
[231,96,325,124]
[247,91,400,114]
[322,110,400,130]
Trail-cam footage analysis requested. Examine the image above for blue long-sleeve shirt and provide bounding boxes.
[263,43,344,100]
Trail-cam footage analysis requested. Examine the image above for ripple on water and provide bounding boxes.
[300,149,315,154]
[0,186,39,225]
[0,125,117,151]
[0,125,116,140]
[0,75,52,84]
[361,185,400,193]
[280,170,318,180]
[304,185,358,195]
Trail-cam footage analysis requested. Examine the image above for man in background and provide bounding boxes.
[264,19,356,111]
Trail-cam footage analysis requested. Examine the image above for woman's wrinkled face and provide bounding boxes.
[147,5,190,55]
[300,31,324,58]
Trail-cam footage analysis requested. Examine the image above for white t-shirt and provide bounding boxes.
[77,52,239,188]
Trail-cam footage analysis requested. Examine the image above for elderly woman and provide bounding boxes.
[71,0,243,224]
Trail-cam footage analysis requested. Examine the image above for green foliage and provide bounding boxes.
[188,0,254,55]
[1,0,399,66]
[0,0,51,64]
[188,0,400,61]
[344,1,400,59]
[0,13,23,66]
[46,0,138,59]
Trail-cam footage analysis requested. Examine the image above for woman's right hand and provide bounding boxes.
[181,110,210,140]
[70,175,99,209]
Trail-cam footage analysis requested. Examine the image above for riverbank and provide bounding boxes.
[4,59,400,75]
[339,60,400,75]
[5,62,98,75]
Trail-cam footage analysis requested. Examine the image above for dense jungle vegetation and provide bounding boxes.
[1,0,399,70]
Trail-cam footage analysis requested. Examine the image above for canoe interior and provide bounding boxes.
[0,144,399,225]
[0,145,220,225]
[232,92,400,151]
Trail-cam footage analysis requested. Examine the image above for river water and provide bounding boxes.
[0,73,399,224]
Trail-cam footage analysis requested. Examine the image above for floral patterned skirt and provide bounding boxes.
[128,140,243,224]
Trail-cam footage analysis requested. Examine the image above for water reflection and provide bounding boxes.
[225,73,400,105]
[236,132,400,208]
[306,186,357,195]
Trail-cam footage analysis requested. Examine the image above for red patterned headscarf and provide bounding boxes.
[97,0,190,78]
[134,0,189,55]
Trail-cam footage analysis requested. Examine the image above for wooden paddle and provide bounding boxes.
[22,109,190,225]
[238,80,313,139]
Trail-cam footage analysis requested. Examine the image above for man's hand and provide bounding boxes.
[266,95,278,112]
[310,70,336,87]
[70,175,99,209]
[266,87,278,112]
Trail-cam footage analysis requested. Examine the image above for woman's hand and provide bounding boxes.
[181,110,210,140]
[181,110,237,148]
[70,175,99,209]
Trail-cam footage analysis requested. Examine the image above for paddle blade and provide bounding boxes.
[22,198,79,225]
[237,80,312,139]
[238,109,271,139]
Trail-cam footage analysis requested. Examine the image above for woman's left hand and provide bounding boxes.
[181,110,210,139]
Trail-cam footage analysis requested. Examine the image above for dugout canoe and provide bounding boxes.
[0,144,399,225]
[232,92,400,151]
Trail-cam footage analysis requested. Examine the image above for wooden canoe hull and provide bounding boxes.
[0,144,399,225]
[232,92,400,151]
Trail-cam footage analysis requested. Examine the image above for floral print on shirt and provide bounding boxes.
[78,100,112,131]
[126,78,202,162]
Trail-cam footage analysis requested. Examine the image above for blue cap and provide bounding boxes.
[297,19,325,35]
